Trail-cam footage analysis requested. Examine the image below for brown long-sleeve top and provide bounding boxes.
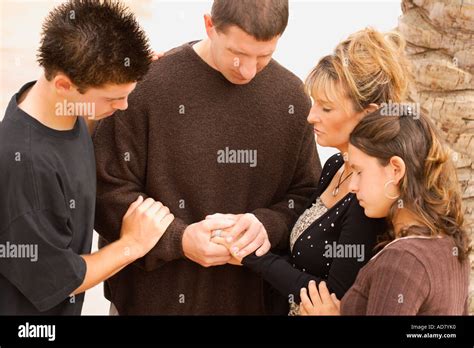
[92,41,321,314]
[341,236,470,315]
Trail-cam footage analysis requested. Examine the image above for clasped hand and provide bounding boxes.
[182,213,271,267]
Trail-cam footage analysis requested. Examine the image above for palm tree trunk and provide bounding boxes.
[398,0,474,313]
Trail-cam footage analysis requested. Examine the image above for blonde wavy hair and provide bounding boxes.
[305,27,410,113]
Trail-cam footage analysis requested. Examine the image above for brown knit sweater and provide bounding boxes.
[92,42,321,314]
[341,236,470,315]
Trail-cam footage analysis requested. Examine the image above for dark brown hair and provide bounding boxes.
[211,0,289,41]
[350,109,471,261]
[37,0,152,93]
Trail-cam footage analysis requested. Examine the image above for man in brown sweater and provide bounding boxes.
[93,0,321,314]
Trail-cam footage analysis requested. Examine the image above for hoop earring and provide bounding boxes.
[384,179,400,200]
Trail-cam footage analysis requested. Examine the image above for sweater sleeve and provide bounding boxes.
[93,93,188,272]
[243,198,385,302]
[252,120,321,250]
[365,248,430,315]
[243,251,320,305]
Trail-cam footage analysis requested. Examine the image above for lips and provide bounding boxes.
[314,128,323,134]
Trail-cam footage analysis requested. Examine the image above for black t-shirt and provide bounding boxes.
[0,81,96,315]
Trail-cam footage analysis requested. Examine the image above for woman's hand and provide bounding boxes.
[299,280,341,316]
[207,214,243,265]
[151,51,165,61]
[207,213,271,265]
[210,234,242,265]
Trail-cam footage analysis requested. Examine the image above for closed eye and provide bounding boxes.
[106,97,125,102]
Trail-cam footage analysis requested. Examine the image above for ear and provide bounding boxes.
[389,156,406,185]
[354,103,379,122]
[364,103,379,115]
[203,14,216,39]
[53,74,74,96]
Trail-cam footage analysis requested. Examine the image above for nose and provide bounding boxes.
[239,63,257,80]
[307,104,320,124]
[348,175,358,193]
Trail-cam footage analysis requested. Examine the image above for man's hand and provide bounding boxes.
[120,196,175,258]
[182,218,237,267]
[206,213,271,259]
[299,281,341,316]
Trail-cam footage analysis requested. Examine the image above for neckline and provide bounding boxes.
[9,81,81,139]
[184,40,275,86]
[295,153,354,236]
[186,41,224,78]
[370,235,446,262]
[321,153,346,192]
[314,196,328,210]
[305,153,348,209]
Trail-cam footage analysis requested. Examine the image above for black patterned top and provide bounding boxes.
[243,153,387,313]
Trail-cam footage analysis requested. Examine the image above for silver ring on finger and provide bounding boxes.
[211,229,223,238]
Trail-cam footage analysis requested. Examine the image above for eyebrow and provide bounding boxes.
[316,98,333,107]
[228,48,273,57]
[350,163,359,170]
[106,96,126,101]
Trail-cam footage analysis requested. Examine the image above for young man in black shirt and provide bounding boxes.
[0,0,183,315]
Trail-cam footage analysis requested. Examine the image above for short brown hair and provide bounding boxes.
[211,0,289,41]
[38,0,152,93]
